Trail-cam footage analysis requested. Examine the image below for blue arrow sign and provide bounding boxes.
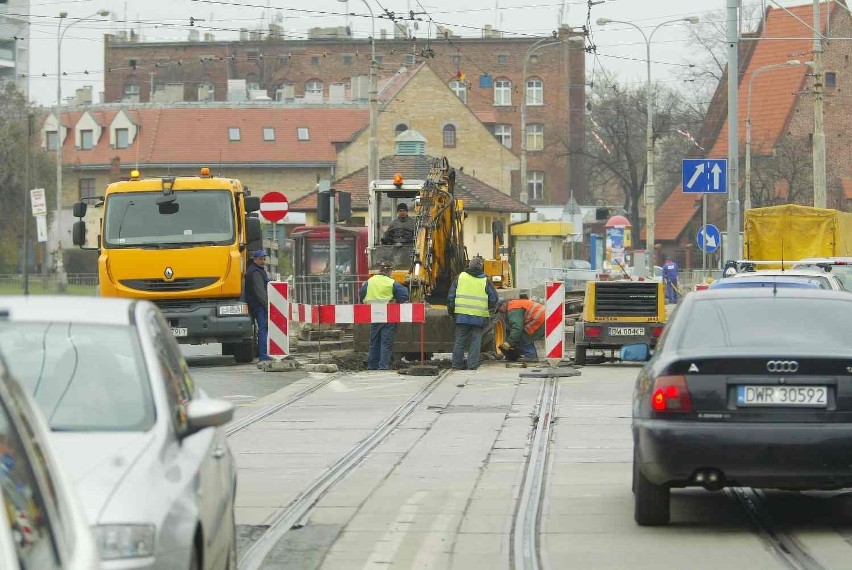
[697,224,721,253]
[682,159,727,194]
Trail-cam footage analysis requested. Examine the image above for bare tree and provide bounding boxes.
[582,75,696,238]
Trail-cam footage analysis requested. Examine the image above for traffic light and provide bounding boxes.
[317,190,352,222]
[317,190,331,222]
[337,191,351,221]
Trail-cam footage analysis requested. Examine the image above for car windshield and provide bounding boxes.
[103,190,235,248]
[677,297,852,351]
[710,279,819,289]
[0,323,155,432]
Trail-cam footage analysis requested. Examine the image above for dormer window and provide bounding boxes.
[80,129,93,150]
[116,128,129,149]
[46,131,58,151]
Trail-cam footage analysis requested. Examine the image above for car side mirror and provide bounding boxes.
[620,343,650,362]
[246,217,262,244]
[72,201,87,218]
[244,196,260,213]
[185,398,234,436]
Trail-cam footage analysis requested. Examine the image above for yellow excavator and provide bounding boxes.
[354,157,514,356]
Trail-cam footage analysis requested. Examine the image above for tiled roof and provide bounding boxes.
[655,2,825,241]
[55,107,369,167]
[291,154,534,213]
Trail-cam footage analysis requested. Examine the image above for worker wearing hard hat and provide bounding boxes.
[448,257,499,370]
[498,297,546,361]
[360,261,410,370]
[381,203,416,246]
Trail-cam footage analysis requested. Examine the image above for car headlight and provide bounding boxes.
[93,524,156,560]
[218,303,249,316]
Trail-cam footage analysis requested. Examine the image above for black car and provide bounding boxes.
[632,288,852,526]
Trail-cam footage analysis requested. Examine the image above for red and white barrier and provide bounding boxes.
[545,281,565,363]
[317,303,426,324]
[268,282,289,357]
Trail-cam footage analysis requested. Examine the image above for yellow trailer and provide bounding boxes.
[744,204,852,262]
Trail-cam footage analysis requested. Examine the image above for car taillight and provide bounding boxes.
[651,375,692,412]
[585,325,602,337]
[651,326,664,338]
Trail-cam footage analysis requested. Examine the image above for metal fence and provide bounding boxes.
[0,273,98,291]
[290,275,362,305]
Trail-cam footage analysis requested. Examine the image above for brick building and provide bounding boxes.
[655,1,852,268]
[102,25,586,205]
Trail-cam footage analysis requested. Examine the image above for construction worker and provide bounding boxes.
[381,203,416,246]
[359,261,409,370]
[662,255,680,303]
[498,297,546,361]
[447,257,499,370]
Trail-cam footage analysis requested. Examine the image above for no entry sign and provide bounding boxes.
[259,191,289,223]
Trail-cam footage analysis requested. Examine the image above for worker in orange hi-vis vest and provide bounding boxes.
[497,298,545,361]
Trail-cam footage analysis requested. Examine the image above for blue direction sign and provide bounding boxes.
[682,159,727,194]
[697,224,721,253]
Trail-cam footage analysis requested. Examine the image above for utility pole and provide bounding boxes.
[812,0,827,208]
[23,113,32,295]
[725,0,741,262]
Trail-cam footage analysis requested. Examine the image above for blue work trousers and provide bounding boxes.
[520,326,545,359]
[368,323,397,370]
[664,279,679,303]
[452,323,484,370]
[253,307,269,360]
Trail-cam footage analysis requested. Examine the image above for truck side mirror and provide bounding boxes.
[72,221,86,246]
[244,196,260,213]
[72,201,87,218]
[246,217,262,244]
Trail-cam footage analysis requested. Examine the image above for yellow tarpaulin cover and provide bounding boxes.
[744,204,852,261]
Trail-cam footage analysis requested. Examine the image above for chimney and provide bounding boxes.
[188,29,200,42]
[203,32,215,41]
[110,156,121,182]
[380,29,387,40]
[395,129,426,156]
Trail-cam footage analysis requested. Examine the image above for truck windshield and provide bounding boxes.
[103,190,235,248]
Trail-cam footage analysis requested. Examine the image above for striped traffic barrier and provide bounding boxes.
[268,282,289,357]
[545,281,565,364]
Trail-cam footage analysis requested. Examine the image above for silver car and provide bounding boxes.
[0,297,237,569]
[0,353,99,569]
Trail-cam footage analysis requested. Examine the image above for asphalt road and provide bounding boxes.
[183,346,852,569]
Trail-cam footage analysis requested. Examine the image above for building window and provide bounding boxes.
[451,54,461,67]
[228,127,241,141]
[246,82,260,91]
[116,128,129,149]
[405,54,416,65]
[342,54,353,65]
[80,129,93,150]
[477,215,494,235]
[493,124,512,149]
[442,124,456,148]
[263,127,275,141]
[46,131,58,151]
[311,55,320,65]
[826,71,837,88]
[79,178,96,200]
[449,80,467,103]
[497,54,508,65]
[494,79,512,106]
[247,50,260,61]
[527,123,544,151]
[306,80,323,95]
[276,83,295,102]
[123,83,139,97]
[297,127,310,141]
[197,82,214,101]
[395,123,408,135]
[526,77,543,106]
[374,54,384,64]
[528,171,544,201]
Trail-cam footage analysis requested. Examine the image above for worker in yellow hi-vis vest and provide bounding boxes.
[447,257,499,370]
[359,261,410,370]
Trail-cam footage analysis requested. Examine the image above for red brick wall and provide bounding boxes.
[104,31,586,205]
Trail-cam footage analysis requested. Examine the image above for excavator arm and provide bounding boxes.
[409,157,468,303]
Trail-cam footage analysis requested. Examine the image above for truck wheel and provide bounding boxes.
[574,343,587,366]
[232,341,254,363]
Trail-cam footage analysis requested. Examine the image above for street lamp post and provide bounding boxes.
[596,16,698,275]
[54,10,109,289]
[338,0,377,202]
[745,60,805,211]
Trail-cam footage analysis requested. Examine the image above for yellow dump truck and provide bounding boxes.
[71,168,263,362]
[744,204,852,261]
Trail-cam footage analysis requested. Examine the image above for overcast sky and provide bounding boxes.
[23,0,791,107]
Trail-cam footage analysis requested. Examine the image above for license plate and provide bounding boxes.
[171,327,188,338]
[609,327,644,336]
[737,386,828,407]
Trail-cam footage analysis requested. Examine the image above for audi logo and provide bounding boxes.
[766,360,799,373]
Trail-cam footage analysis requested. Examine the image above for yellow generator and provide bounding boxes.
[572,280,666,365]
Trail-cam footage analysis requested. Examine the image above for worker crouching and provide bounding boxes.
[498,298,545,361]
[360,261,410,370]
[448,257,499,370]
